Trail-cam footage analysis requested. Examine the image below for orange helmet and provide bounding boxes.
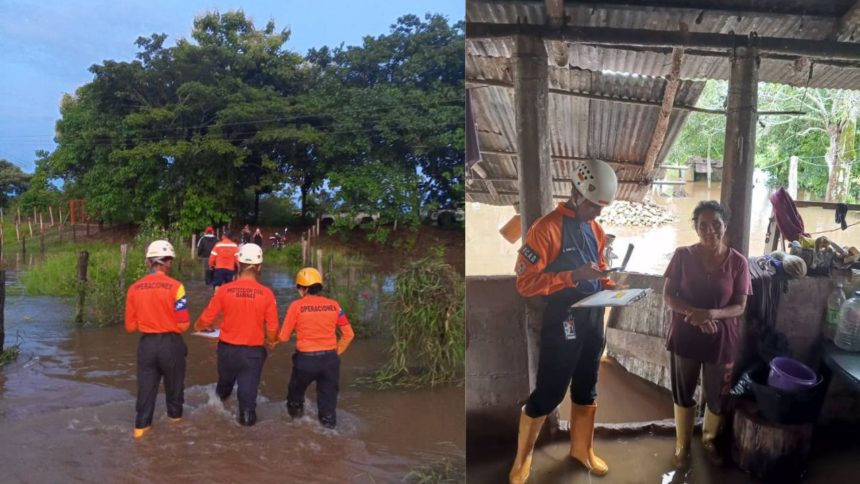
[295,267,323,286]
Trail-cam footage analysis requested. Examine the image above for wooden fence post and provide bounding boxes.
[49,206,54,226]
[58,206,63,227]
[28,217,33,237]
[191,234,197,259]
[15,219,19,242]
[119,244,129,295]
[302,235,308,265]
[21,236,25,255]
[75,251,89,324]
[316,249,323,273]
[39,212,43,232]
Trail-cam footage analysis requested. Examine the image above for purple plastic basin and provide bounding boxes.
[768,357,818,393]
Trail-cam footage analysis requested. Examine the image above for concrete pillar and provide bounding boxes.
[720,45,758,256]
[514,34,553,392]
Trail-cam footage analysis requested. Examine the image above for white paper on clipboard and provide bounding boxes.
[192,329,221,339]
[570,288,652,308]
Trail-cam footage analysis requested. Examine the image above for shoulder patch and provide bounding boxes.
[519,244,539,265]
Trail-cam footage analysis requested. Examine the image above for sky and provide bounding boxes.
[0,0,464,173]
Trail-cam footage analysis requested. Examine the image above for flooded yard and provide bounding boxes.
[0,266,464,482]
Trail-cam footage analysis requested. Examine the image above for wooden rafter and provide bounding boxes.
[643,47,684,176]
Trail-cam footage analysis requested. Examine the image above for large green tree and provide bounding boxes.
[0,159,30,207]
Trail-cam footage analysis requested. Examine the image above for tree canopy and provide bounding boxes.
[26,10,464,233]
[668,81,860,202]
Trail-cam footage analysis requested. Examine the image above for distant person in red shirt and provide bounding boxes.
[125,240,190,439]
[209,231,239,290]
[195,243,279,426]
[278,267,354,429]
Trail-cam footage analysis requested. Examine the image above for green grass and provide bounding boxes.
[20,236,192,327]
[368,247,465,388]
[0,345,20,367]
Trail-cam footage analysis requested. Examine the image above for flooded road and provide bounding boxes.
[467,176,860,277]
[0,269,464,482]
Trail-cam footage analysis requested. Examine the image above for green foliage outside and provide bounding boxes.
[370,247,464,388]
[19,11,464,239]
[0,159,30,208]
[668,80,860,202]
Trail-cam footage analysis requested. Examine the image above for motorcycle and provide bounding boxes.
[269,233,284,250]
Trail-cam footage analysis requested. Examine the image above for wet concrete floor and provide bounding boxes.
[467,360,860,483]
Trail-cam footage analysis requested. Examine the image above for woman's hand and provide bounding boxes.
[684,309,714,327]
[698,320,719,335]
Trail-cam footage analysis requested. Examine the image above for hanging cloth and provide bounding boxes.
[769,187,809,242]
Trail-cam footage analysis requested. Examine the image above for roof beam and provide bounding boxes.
[467,77,803,116]
[837,1,860,41]
[643,47,683,176]
[466,23,860,62]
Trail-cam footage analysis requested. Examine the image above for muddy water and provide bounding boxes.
[0,269,464,482]
[467,359,860,483]
[466,175,860,277]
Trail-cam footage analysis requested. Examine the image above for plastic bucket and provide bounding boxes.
[751,367,826,424]
[767,357,818,392]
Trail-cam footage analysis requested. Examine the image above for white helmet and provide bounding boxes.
[572,159,618,207]
[146,240,176,259]
[238,243,263,265]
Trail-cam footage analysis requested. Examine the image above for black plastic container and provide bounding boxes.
[748,366,827,425]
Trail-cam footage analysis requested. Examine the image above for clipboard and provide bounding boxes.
[192,329,221,339]
[570,288,652,308]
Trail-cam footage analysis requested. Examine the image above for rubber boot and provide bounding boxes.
[570,403,608,476]
[673,404,695,468]
[508,407,546,484]
[133,426,151,439]
[702,407,723,466]
[238,409,257,427]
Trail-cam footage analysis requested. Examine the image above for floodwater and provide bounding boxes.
[467,359,860,483]
[0,267,464,483]
[466,174,860,277]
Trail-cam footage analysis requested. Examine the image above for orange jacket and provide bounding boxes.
[125,272,190,333]
[195,278,279,346]
[515,202,615,297]
[209,238,239,271]
[278,294,354,353]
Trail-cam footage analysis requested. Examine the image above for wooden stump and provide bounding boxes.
[732,400,813,481]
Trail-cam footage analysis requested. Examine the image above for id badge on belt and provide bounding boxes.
[563,311,577,340]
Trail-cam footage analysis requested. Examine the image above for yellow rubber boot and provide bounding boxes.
[508,408,546,484]
[673,404,695,468]
[133,426,151,439]
[570,403,608,476]
[702,407,723,466]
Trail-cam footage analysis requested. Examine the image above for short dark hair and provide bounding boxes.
[692,200,730,227]
[297,283,323,294]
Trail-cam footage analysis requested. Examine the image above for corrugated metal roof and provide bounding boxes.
[467,67,704,205]
[466,1,860,206]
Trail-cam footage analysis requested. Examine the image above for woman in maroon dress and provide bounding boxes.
[663,201,751,467]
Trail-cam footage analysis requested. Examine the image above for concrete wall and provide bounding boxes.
[466,271,860,438]
[466,276,530,446]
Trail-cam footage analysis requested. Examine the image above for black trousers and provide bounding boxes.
[525,302,606,418]
[216,342,267,412]
[135,333,187,428]
[670,352,733,414]
[287,351,340,425]
[201,259,213,285]
[212,268,235,288]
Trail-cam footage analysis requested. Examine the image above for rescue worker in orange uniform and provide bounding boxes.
[194,243,278,426]
[278,267,354,429]
[125,240,190,439]
[509,160,619,482]
[209,230,239,290]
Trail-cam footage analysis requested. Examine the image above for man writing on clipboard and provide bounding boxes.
[509,159,619,483]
